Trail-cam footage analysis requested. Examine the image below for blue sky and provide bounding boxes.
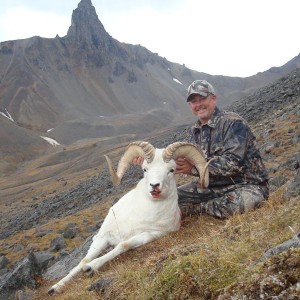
[0,0,299,77]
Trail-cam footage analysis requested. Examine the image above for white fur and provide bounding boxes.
[48,148,181,294]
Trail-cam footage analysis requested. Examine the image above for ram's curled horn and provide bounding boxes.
[163,142,210,189]
[104,141,155,185]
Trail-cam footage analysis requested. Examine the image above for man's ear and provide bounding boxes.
[211,95,217,102]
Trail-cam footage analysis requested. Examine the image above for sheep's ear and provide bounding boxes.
[104,155,121,185]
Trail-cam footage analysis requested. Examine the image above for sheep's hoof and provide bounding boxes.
[48,288,55,295]
[82,265,95,276]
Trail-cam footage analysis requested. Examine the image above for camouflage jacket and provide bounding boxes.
[185,107,268,187]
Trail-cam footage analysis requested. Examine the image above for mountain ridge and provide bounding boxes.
[0,0,300,175]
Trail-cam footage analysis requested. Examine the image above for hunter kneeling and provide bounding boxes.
[134,80,269,219]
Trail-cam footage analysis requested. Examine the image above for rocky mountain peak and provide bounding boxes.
[66,0,111,49]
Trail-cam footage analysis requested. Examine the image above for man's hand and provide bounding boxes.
[133,156,195,175]
[132,156,144,165]
[176,158,193,175]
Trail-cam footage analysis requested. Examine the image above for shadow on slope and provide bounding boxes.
[0,117,49,175]
[47,109,175,145]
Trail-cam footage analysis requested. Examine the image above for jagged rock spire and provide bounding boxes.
[66,0,111,48]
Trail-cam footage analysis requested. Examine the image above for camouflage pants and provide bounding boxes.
[177,181,269,219]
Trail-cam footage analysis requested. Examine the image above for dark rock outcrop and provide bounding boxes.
[0,252,41,300]
[227,68,300,121]
[44,236,93,281]
[263,232,300,259]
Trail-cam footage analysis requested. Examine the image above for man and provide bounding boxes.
[176,79,269,218]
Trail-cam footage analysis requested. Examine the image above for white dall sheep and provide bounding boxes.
[48,141,209,294]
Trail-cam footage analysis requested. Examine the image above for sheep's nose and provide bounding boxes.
[150,183,160,188]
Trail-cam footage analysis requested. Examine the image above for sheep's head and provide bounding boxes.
[141,148,177,199]
[104,141,210,198]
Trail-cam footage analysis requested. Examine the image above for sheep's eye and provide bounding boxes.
[169,168,175,173]
[143,168,147,172]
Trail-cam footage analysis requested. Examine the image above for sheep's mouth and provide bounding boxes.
[150,190,161,198]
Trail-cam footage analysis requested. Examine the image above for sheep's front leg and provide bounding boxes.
[83,231,163,274]
[48,237,109,295]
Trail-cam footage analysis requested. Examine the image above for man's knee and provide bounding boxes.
[239,186,267,212]
[177,184,268,219]
[199,185,267,218]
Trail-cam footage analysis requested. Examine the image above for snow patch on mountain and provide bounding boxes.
[40,136,60,147]
[0,109,14,122]
[173,78,183,85]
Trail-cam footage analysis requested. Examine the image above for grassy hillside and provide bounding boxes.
[31,191,299,299]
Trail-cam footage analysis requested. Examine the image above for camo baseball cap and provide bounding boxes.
[187,80,216,102]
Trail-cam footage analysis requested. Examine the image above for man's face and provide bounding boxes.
[188,94,217,124]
